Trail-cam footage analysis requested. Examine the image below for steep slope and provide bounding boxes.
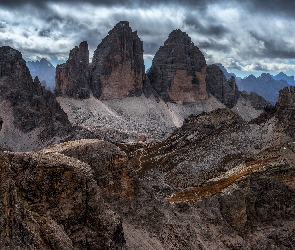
[57,94,224,141]
[147,29,208,104]
[26,58,55,91]
[0,46,73,151]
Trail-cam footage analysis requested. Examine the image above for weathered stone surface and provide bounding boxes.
[55,41,90,99]
[0,149,126,249]
[0,46,73,151]
[276,86,295,137]
[44,139,137,198]
[206,64,240,108]
[90,21,144,100]
[114,106,295,249]
[147,29,208,103]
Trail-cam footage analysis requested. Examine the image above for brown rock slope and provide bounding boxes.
[112,103,295,248]
[90,21,144,100]
[55,41,90,99]
[0,143,126,249]
[0,46,73,151]
[147,29,208,104]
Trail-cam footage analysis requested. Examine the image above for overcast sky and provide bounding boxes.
[1,0,295,77]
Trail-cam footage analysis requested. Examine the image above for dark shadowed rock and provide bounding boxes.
[147,29,208,104]
[90,21,144,100]
[276,86,295,137]
[0,46,73,151]
[55,41,91,99]
[206,64,240,108]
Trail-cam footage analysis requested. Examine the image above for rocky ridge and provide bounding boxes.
[26,58,56,91]
[0,46,73,151]
[237,73,290,104]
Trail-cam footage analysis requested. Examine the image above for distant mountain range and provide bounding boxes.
[217,64,294,104]
[26,58,55,91]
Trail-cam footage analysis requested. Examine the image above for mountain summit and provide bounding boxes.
[147,29,208,103]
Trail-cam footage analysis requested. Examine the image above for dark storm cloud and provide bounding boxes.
[0,0,211,8]
[198,40,230,52]
[184,14,228,38]
[249,32,295,60]
[2,0,295,75]
[247,0,295,15]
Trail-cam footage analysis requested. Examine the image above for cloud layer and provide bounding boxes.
[1,0,295,76]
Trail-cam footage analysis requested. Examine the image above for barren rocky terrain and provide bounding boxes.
[1,20,293,249]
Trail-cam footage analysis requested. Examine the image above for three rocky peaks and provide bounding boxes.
[55,21,246,107]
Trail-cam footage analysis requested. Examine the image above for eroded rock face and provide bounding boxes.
[44,139,137,198]
[55,41,90,99]
[0,149,126,249]
[276,86,295,137]
[90,21,144,100]
[147,29,208,103]
[0,46,72,151]
[206,64,240,108]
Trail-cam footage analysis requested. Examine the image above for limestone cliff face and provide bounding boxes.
[90,21,144,100]
[0,46,72,151]
[206,64,240,108]
[55,41,90,99]
[147,29,208,104]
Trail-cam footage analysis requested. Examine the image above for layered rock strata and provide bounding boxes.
[147,29,208,104]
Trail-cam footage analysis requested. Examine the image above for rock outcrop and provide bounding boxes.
[0,148,126,249]
[0,46,72,151]
[147,29,208,104]
[90,21,144,100]
[206,64,240,108]
[44,139,137,198]
[276,86,295,137]
[55,41,90,99]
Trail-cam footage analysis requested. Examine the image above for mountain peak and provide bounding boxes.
[165,29,192,45]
